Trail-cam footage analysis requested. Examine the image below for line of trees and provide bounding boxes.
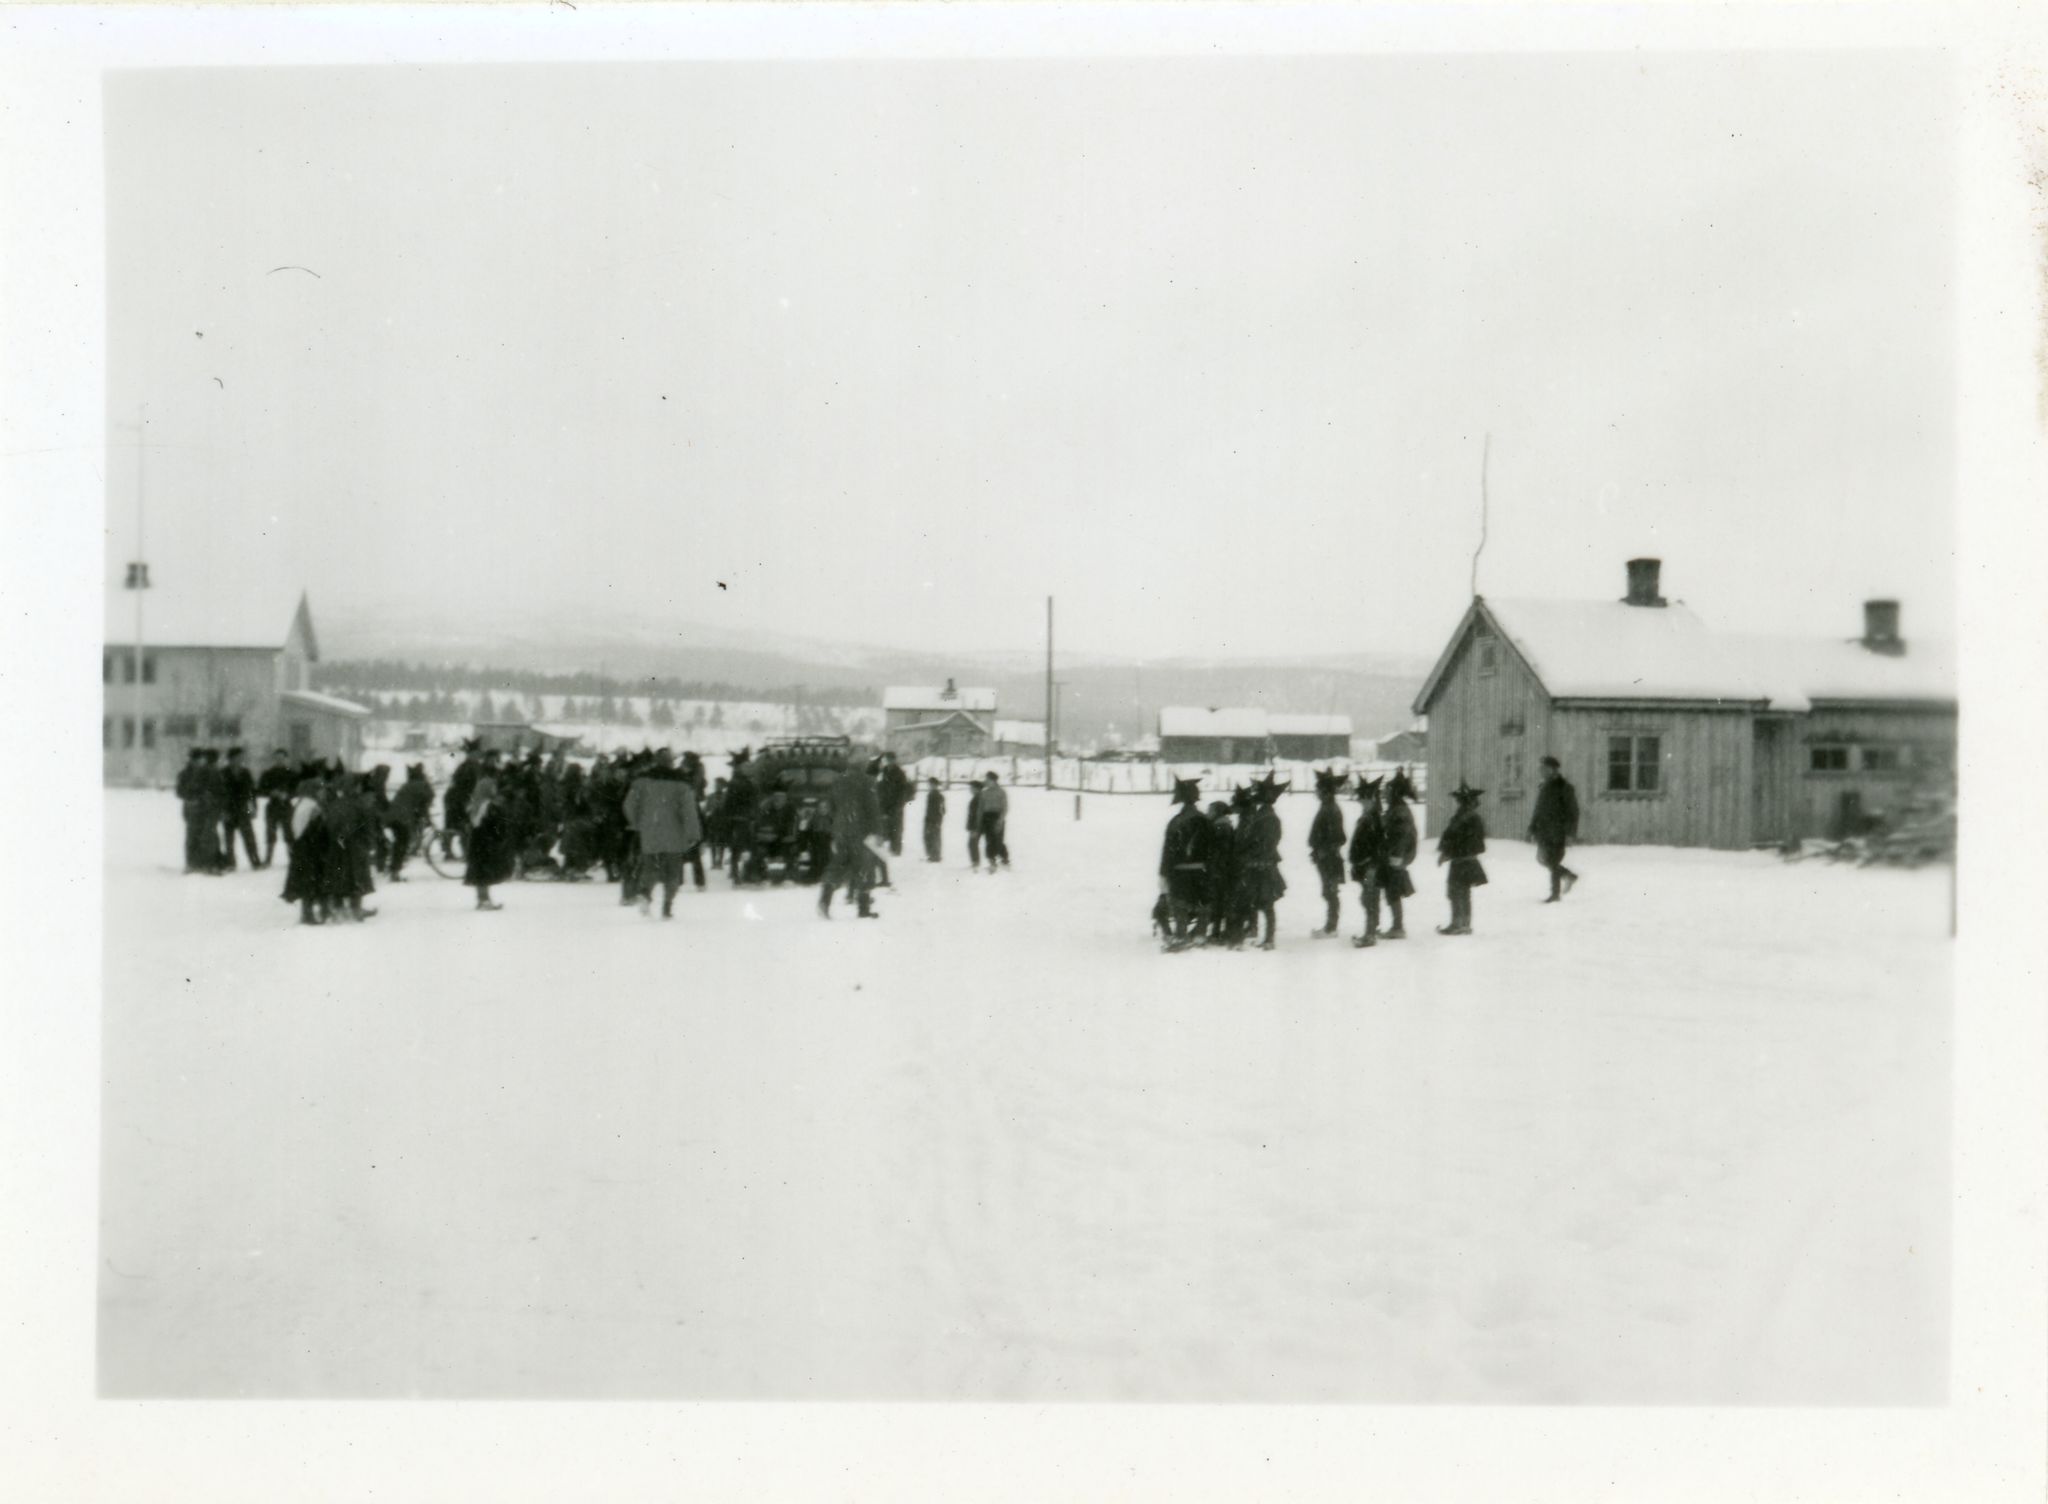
[313,658,877,709]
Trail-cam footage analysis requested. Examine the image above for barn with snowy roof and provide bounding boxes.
[103,583,369,786]
[1411,559,1957,849]
[880,678,996,759]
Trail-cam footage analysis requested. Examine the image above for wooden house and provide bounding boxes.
[882,679,995,758]
[1411,559,1957,849]
[103,585,369,786]
[1158,706,1272,765]
[1269,713,1354,761]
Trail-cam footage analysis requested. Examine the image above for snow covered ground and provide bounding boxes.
[98,787,1950,1401]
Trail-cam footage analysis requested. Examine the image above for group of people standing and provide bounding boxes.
[1157,757,1582,950]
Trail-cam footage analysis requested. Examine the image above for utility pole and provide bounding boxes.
[1045,595,1055,787]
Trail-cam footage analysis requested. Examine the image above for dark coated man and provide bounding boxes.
[217,747,262,870]
[876,752,914,858]
[623,748,703,919]
[1158,776,1209,951]
[385,763,435,880]
[1528,755,1581,902]
[463,755,518,911]
[1307,767,1349,938]
[977,772,1011,871]
[818,757,883,919]
[1347,776,1387,947]
[922,777,946,862]
[1436,782,1489,936]
[256,749,297,866]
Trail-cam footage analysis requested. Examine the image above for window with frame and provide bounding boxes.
[1809,745,1851,773]
[1474,623,1498,677]
[207,715,242,739]
[1860,745,1903,772]
[141,654,158,684]
[141,719,157,749]
[102,653,113,684]
[1502,747,1525,793]
[163,714,200,739]
[120,718,136,749]
[102,717,112,748]
[1606,733,1663,793]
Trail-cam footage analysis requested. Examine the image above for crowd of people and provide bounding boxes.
[1156,757,1582,950]
[168,740,1580,937]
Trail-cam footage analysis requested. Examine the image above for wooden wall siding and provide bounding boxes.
[1421,616,1554,840]
[1793,705,1958,839]
[1550,705,1756,849]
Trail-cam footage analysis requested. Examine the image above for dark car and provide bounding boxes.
[734,737,872,884]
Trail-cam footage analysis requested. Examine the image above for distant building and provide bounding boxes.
[1157,707,1272,765]
[102,586,369,786]
[992,718,1048,756]
[1268,713,1353,761]
[1373,726,1428,765]
[882,678,995,758]
[1410,558,1957,848]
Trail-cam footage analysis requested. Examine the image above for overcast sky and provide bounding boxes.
[105,53,1954,662]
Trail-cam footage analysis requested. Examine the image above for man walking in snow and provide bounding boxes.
[218,746,261,870]
[977,771,1011,870]
[1436,782,1489,936]
[1528,755,1581,902]
[819,757,883,919]
[623,748,702,919]
[876,752,914,858]
[964,778,985,870]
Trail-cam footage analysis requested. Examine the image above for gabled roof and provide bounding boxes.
[883,685,997,713]
[105,583,315,656]
[1159,707,1270,739]
[1414,597,1957,715]
[1269,713,1353,737]
[888,711,990,735]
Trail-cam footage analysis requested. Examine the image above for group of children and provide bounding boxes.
[1157,765,1499,950]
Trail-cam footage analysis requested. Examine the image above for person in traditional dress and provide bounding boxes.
[1377,767,1420,939]
[1307,767,1349,938]
[279,770,333,925]
[1239,772,1288,950]
[1157,776,1209,950]
[1347,776,1387,947]
[1436,782,1489,936]
[1204,798,1242,947]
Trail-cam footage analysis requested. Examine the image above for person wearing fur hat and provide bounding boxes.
[1347,775,1387,946]
[1308,768,1349,938]
[1377,768,1420,939]
[1436,782,1489,936]
[1157,776,1210,950]
[1528,755,1581,902]
[1239,773,1288,950]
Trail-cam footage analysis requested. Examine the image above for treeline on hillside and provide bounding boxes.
[313,659,876,708]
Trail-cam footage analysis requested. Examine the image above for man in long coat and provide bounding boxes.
[1377,768,1420,939]
[819,757,883,918]
[1528,755,1581,902]
[1239,773,1287,950]
[218,746,261,870]
[623,749,702,919]
[876,752,914,858]
[1158,776,1209,950]
[922,777,947,863]
[256,749,297,867]
[176,748,208,873]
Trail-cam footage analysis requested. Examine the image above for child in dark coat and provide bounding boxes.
[1436,782,1488,936]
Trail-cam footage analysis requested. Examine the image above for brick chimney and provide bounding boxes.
[1623,558,1666,608]
[942,677,957,699]
[1861,600,1904,655]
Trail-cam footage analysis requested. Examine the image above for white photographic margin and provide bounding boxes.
[2,3,2043,1501]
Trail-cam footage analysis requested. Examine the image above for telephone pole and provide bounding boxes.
[1044,596,1056,786]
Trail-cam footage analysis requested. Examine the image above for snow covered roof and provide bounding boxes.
[888,711,990,734]
[1159,707,1270,739]
[280,688,369,719]
[1269,713,1353,737]
[993,719,1047,746]
[883,685,997,713]
[105,584,314,655]
[1415,597,1957,714]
